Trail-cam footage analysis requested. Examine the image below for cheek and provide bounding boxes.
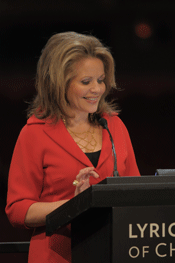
[101,84,106,95]
[67,86,84,104]
[72,86,87,99]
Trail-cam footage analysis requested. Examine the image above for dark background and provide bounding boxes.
[0,0,175,261]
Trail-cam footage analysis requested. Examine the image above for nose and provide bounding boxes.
[90,81,101,93]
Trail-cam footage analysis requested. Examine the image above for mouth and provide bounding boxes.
[83,97,99,101]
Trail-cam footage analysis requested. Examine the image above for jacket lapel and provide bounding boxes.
[43,119,92,166]
[43,119,112,168]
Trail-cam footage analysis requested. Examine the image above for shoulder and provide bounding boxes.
[19,115,45,139]
[18,115,58,144]
[103,112,124,127]
[19,115,64,143]
[27,114,46,125]
[103,112,130,136]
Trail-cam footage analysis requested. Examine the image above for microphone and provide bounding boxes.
[98,117,119,177]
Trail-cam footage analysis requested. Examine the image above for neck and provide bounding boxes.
[66,114,89,128]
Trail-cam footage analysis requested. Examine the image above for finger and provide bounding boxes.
[74,180,85,196]
[76,180,85,188]
[74,180,90,196]
[89,171,99,179]
[79,167,94,174]
[76,167,94,181]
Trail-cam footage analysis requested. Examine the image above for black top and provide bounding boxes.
[85,150,101,168]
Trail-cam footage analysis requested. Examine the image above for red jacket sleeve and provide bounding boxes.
[5,124,44,228]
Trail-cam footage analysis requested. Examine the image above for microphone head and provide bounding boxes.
[98,118,108,129]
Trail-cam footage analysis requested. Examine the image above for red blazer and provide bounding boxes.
[5,113,140,263]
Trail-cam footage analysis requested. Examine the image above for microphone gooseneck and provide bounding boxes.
[98,117,119,177]
[98,118,108,130]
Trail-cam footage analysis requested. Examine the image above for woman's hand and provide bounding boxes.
[74,167,99,196]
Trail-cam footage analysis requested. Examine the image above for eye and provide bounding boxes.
[81,80,90,85]
[97,78,105,84]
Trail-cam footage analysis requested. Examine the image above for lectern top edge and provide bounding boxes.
[100,175,175,184]
[46,175,175,236]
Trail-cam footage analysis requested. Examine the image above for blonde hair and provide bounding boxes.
[28,31,118,123]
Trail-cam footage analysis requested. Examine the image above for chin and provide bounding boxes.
[88,108,98,114]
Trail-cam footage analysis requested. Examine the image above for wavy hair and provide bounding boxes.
[27,31,119,123]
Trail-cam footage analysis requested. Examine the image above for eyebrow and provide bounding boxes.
[99,74,105,78]
[81,73,105,79]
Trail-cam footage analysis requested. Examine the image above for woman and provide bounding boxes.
[5,31,140,262]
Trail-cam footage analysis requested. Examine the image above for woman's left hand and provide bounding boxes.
[74,167,99,196]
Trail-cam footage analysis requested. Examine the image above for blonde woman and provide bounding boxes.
[6,32,140,263]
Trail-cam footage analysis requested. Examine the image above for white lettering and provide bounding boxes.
[169,223,175,237]
[142,246,149,257]
[155,243,167,257]
[129,224,138,238]
[162,223,165,237]
[150,223,160,238]
[137,223,148,238]
[170,243,175,257]
[129,246,140,258]
[129,222,175,239]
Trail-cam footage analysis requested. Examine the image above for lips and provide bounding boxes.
[83,97,98,101]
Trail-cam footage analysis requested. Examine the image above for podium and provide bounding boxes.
[46,176,175,262]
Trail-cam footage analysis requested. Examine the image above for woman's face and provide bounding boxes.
[66,57,106,119]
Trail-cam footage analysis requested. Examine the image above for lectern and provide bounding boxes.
[46,176,175,262]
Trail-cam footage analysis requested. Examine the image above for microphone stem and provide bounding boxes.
[106,128,118,177]
[97,117,119,177]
